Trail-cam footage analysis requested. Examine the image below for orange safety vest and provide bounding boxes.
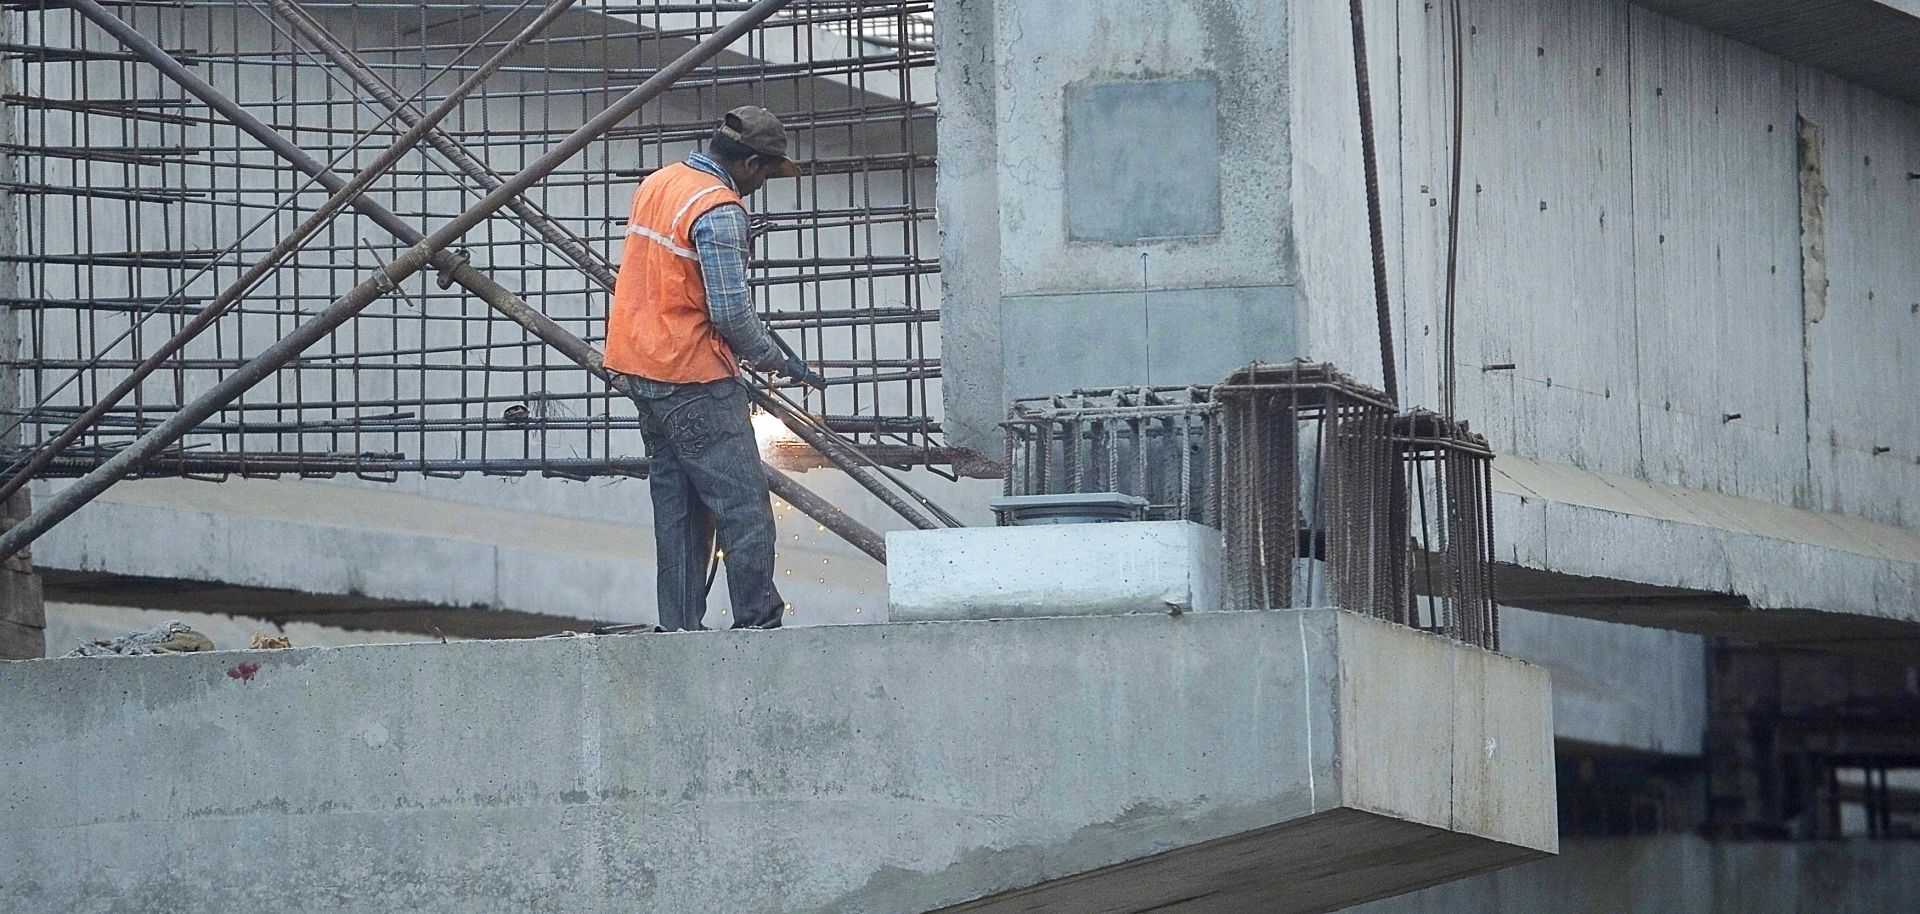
[604,162,745,382]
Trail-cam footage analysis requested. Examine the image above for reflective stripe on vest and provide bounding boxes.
[604,163,744,383]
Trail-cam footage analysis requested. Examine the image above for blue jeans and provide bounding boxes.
[635,378,784,631]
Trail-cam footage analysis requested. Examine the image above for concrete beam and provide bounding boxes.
[1632,0,1920,105]
[0,610,1554,913]
[1490,454,1920,661]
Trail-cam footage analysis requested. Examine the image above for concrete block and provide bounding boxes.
[886,521,1221,621]
[1065,77,1223,243]
[1489,454,1920,660]
[0,610,1554,914]
[999,285,1301,404]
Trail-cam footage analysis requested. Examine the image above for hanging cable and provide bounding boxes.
[1442,0,1468,418]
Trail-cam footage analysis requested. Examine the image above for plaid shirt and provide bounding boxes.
[627,151,784,397]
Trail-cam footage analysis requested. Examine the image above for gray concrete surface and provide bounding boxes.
[42,602,429,655]
[1498,606,1706,756]
[30,474,919,632]
[886,522,1221,621]
[1291,0,1920,533]
[1491,453,1920,659]
[0,609,1554,913]
[1064,78,1223,243]
[935,0,1297,445]
[940,0,1920,637]
[1632,0,1920,104]
[1340,833,1920,914]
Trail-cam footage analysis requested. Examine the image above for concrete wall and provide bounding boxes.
[1291,0,1920,529]
[1500,606,1706,756]
[1341,834,1920,914]
[0,609,1555,913]
[936,0,1920,654]
[943,0,1920,530]
[0,8,45,659]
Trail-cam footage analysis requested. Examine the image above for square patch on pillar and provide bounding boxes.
[1065,78,1223,244]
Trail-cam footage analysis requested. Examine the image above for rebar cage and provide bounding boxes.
[1002,362,1410,620]
[1002,362,1502,650]
[1212,362,1403,618]
[0,0,940,481]
[1002,385,1217,524]
[1396,409,1498,650]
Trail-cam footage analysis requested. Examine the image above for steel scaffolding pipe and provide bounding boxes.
[0,0,903,565]
[4,0,944,486]
[256,0,944,533]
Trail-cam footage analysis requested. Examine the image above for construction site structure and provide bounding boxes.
[3,0,1920,912]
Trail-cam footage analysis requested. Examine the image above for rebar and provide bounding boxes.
[2,0,944,486]
[0,0,831,562]
[0,0,579,505]
[1395,409,1497,650]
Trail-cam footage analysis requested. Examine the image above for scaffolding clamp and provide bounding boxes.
[435,247,472,290]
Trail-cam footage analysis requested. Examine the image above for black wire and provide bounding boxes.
[1443,0,1468,418]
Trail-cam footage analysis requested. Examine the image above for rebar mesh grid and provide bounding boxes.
[1396,409,1497,650]
[0,0,939,482]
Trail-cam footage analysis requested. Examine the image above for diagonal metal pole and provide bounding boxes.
[259,0,950,531]
[259,0,616,288]
[0,0,892,563]
[257,0,929,541]
[0,0,575,507]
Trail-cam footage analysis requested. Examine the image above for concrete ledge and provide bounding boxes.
[0,610,1553,913]
[32,477,886,632]
[1492,454,1920,660]
[886,522,1222,621]
[1634,0,1920,105]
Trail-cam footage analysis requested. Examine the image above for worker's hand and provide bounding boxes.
[778,356,828,391]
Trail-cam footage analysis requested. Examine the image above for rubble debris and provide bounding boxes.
[249,633,293,650]
[66,621,215,657]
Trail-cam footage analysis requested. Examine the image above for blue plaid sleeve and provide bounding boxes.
[691,203,784,370]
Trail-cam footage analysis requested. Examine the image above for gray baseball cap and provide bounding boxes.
[717,105,802,177]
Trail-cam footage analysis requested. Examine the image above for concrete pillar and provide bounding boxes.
[936,0,1301,455]
[0,494,47,660]
[0,12,46,660]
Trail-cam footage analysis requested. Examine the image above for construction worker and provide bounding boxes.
[606,106,825,632]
